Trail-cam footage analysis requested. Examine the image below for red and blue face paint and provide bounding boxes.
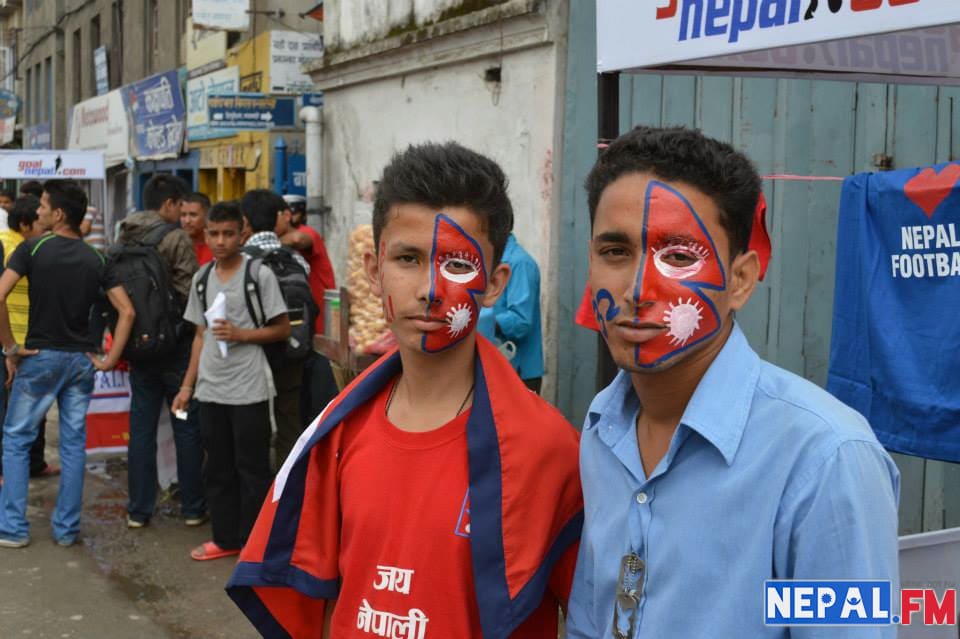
[422,214,488,353]
[631,181,726,367]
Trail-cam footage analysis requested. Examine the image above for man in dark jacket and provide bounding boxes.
[117,174,205,528]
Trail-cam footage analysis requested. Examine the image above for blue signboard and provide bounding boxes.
[0,89,19,120]
[288,153,306,196]
[208,93,297,129]
[122,70,186,160]
[301,92,324,108]
[25,122,52,150]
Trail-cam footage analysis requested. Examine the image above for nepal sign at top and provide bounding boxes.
[597,0,960,72]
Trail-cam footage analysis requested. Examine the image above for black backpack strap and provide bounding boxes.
[140,222,179,248]
[243,256,268,328]
[196,262,215,324]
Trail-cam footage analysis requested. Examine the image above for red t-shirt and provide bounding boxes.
[331,381,572,638]
[296,224,335,334]
[194,240,214,266]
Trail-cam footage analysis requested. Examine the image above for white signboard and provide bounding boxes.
[94,46,109,96]
[186,65,240,141]
[597,0,960,72]
[0,150,106,180]
[269,30,324,94]
[67,90,129,168]
[192,0,250,32]
[695,24,960,81]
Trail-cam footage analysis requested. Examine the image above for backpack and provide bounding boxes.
[102,222,184,362]
[196,246,318,369]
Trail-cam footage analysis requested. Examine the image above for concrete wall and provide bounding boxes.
[326,0,511,50]
[313,1,571,398]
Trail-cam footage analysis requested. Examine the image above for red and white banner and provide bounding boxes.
[86,369,130,454]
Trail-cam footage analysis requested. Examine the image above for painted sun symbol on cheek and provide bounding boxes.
[446,303,473,338]
[662,297,704,346]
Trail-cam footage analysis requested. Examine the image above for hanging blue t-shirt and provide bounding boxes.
[828,162,960,463]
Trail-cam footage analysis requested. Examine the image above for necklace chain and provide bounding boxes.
[385,375,475,419]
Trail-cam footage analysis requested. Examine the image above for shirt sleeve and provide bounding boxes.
[6,241,32,277]
[565,531,600,638]
[183,271,206,327]
[494,259,539,341]
[158,228,200,307]
[257,265,288,321]
[775,439,901,639]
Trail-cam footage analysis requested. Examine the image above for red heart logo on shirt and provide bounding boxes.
[904,164,960,218]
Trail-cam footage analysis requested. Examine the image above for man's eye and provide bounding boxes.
[397,255,418,264]
[659,251,698,267]
[599,246,628,258]
[444,259,475,274]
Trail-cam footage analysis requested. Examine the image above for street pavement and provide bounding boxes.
[0,410,259,639]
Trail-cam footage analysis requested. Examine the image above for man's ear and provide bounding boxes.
[481,262,511,309]
[363,249,382,297]
[728,249,760,312]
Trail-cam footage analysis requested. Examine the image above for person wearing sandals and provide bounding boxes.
[172,201,290,561]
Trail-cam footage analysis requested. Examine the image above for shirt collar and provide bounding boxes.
[587,322,760,466]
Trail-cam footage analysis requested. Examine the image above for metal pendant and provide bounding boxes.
[612,552,645,639]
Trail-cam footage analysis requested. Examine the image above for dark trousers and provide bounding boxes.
[300,353,338,428]
[0,376,48,476]
[199,400,272,550]
[127,343,205,522]
[273,360,304,469]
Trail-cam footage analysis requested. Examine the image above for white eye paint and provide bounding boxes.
[652,242,709,280]
[438,253,481,284]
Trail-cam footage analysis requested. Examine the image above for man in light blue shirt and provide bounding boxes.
[566,126,900,638]
[478,232,544,392]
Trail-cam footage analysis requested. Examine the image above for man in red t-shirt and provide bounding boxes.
[181,192,214,266]
[228,144,583,639]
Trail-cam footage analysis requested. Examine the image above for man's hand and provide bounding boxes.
[171,388,192,415]
[211,319,247,343]
[5,347,40,381]
[86,352,117,372]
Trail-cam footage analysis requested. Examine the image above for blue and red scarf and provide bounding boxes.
[226,336,583,638]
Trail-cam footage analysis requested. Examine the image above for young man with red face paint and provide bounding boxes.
[226,142,583,639]
[566,127,900,638]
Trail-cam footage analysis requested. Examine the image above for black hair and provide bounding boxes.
[183,191,211,211]
[19,181,42,198]
[585,126,761,257]
[143,174,189,211]
[373,142,514,264]
[206,200,243,229]
[240,189,286,233]
[0,189,15,201]
[8,195,39,232]
[42,180,87,231]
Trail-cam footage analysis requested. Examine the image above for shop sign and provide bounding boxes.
[187,66,239,141]
[208,93,296,129]
[122,70,186,160]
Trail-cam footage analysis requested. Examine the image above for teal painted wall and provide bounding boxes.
[613,73,960,536]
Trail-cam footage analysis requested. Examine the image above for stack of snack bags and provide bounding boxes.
[347,224,395,355]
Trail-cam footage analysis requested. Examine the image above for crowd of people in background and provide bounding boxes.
[0,172,547,560]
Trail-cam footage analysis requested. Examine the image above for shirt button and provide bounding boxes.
[636,492,648,504]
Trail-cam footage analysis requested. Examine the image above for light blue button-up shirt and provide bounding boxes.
[567,324,901,638]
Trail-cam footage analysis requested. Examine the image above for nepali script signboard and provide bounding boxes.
[192,0,250,32]
[187,66,239,141]
[122,70,186,160]
[597,0,960,74]
[208,94,296,130]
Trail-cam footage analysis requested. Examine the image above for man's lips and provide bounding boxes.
[612,320,666,343]
[407,315,448,332]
